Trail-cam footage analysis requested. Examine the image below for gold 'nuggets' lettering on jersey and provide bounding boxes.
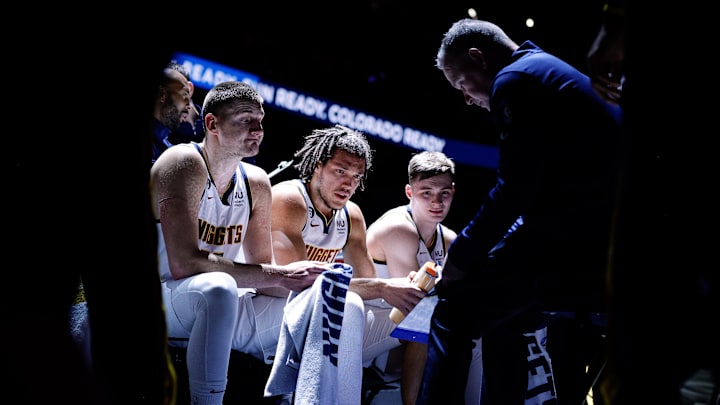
[198,218,244,246]
[306,245,341,263]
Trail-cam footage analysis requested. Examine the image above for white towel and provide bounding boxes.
[265,265,361,404]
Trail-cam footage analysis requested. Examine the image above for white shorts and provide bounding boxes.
[232,291,286,364]
[362,300,402,365]
[163,278,286,365]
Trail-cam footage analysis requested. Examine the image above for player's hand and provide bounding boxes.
[382,278,427,316]
[278,260,327,292]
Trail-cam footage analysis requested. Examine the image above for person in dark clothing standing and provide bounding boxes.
[417,18,623,405]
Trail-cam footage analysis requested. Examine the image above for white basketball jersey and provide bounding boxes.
[157,143,252,282]
[372,205,447,279]
[292,179,350,264]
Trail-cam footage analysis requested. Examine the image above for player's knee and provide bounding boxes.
[344,291,365,327]
[196,272,238,307]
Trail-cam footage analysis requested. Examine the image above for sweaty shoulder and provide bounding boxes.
[241,162,272,206]
[271,179,302,199]
[150,144,206,218]
[368,206,414,234]
[151,143,205,179]
[367,208,418,253]
[241,161,271,186]
[344,199,367,223]
[271,180,306,212]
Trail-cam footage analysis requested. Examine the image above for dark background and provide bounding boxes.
[176,0,607,231]
[10,5,718,403]
[6,0,607,237]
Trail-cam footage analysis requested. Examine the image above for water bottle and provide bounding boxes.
[389,261,438,323]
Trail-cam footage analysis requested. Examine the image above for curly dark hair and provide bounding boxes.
[293,125,373,191]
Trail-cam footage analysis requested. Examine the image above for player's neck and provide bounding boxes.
[419,225,437,247]
[411,211,438,246]
[313,198,336,220]
[201,143,241,193]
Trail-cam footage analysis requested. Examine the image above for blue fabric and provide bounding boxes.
[420,40,621,405]
[151,118,173,165]
[446,41,621,311]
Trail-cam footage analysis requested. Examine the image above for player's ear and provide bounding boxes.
[468,48,487,70]
[205,112,217,133]
[405,184,412,200]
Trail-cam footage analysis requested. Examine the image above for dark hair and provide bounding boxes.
[293,125,373,191]
[165,61,190,79]
[201,81,263,118]
[157,62,189,98]
[436,19,514,69]
[408,151,455,183]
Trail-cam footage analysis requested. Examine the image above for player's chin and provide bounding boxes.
[244,141,261,154]
[429,209,448,219]
[332,195,349,209]
[430,213,447,222]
